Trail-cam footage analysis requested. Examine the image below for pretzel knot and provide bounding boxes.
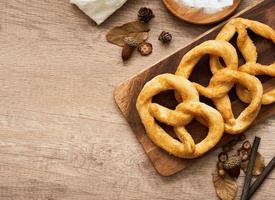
[176,40,263,134]
[193,69,263,134]
[136,74,224,158]
[210,18,275,105]
[236,63,275,105]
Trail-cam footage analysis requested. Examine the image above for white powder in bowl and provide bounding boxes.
[177,0,233,13]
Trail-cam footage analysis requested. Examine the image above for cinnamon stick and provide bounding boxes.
[241,136,261,200]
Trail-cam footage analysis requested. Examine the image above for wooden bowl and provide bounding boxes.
[163,0,241,24]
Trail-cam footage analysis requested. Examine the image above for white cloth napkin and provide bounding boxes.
[70,0,127,25]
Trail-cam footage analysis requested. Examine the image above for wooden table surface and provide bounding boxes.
[0,0,274,199]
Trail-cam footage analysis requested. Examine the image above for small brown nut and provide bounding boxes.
[218,152,228,163]
[218,169,226,177]
[238,149,249,161]
[122,44,135,61]
[241,152,249,161]
[242,140,251,150]
[138,42,153,56]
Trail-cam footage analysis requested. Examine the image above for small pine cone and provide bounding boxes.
[138,42,153,56]
[138,7,155,23]
[159,31,172,44]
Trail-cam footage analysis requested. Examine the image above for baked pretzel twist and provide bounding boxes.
[136,74,224,158]
[176,40,263,134]
[210,18,275,105]
[136,19,271,159]
[237,63,275,105]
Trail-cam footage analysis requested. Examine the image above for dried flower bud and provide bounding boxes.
[138,42,153,56]
[242,140,251,150]
[218,152,228,163]
[241,151,249,161]
[238,148,250,161]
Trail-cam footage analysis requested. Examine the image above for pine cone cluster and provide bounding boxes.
[138,7,155,23]
[159,31,172,44]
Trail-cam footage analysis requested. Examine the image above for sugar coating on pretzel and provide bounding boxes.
[211,18,275,105]
[136,74,224,158]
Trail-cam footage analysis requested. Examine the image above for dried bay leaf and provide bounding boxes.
[253,153,265,175]
[106,21,150,46]
[108,32,149,47]
[213,173,238,200]
[241,152,265,176]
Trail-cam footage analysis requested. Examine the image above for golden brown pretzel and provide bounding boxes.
[175,40,263,134]
[175,40,238,102]
[210,18,275,105]
[176,40,238,78]
[135,20,271,159]
[236,63,275,105]
[193,68,263,134]
[136,74,224,158]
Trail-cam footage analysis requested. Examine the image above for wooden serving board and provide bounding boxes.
[114,0,275,176]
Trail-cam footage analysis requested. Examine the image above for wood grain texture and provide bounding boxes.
[0,0,274,200]
[163,0,241,24]
[115,0,275,176]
